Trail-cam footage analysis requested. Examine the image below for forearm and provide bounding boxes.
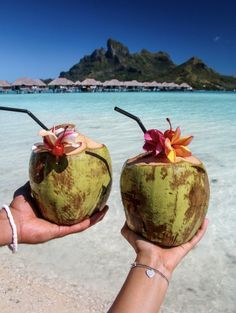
[108,255,172,313]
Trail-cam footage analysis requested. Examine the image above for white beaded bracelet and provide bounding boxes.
[1,205,18,253]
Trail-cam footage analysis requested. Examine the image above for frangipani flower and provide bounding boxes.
[143,118,193,163]
[33,124,81,156]
[164,126,193,162]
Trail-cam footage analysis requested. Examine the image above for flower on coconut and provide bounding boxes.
[143,129,165,156]
[143,118,193,163]
[33,125,81,157]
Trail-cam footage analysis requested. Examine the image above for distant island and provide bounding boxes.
[60,38,236,91]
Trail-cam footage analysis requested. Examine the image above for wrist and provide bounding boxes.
[0,205,19,252]
[135,252,173,281]
[0,207,13,246]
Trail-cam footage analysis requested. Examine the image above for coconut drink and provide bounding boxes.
[0,106,112,226]
[29,124,112,225]
[115,107,209,247]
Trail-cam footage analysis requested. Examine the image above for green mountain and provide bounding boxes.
[165,57,236,90]
[60,39,236,90]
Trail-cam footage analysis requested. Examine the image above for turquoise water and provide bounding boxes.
[1,91,235,194]
[0,92,236,312]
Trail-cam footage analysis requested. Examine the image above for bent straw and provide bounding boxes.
[114,106,147,133]
[0,106,49,130]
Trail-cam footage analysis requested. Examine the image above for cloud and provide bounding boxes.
[213,36,221,42]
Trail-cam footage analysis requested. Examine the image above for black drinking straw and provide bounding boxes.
[0,106,49,130]
[114,106,147,133]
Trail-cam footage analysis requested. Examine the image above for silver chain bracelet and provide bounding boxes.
[131,262,169,285]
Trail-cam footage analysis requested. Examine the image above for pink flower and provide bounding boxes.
[143,129,165,156]
[143,118,193,162]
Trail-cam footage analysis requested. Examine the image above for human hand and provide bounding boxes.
[121,219,208,277]
[8,182,108,244]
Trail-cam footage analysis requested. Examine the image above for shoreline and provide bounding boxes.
[0,90,236,97]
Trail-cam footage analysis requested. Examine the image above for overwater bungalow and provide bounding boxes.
[160,82,169,91]
[34,79,47,87]
[143,81,161,91]
[0,76,193,94]
[179,82,193,91]
[123,80,143,91]
[48,78,74,92]
[31,79,47,92]
[73,80,82,91]
[12,77,47,93]
[74,80,82,86]
[165,82,181,90]
[0,80,11,93]
[81,78,102,91]
[102,79,122,91]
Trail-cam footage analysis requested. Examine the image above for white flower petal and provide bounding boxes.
[71,143,81,148]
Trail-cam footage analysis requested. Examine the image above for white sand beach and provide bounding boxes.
[0,251,111,313]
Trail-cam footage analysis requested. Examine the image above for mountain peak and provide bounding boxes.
[59,38,236,90]
[181,56,214,73]
[188,56,203,63]
[105,38,130,59]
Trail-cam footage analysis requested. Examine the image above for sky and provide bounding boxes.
[0,0,236,81]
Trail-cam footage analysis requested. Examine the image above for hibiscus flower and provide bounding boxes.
[143,129,165,156]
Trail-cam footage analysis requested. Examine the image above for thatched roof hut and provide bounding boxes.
[12,77,39,87]
[74,80,82,86]
[142,82,150,87]
[145,81,160,87]
[81,78,102,86]
[48,78,74,86]
[166,82,179,89]
[124,80,142,87]
[161,82,169,88]
[153,81,162,87]
[103,79,121,87]
[34,79,47,87]
[0,80,11,88]
[179,83,192,90]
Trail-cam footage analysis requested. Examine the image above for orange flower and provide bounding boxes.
[143,118,193,163]
[164,126,193,162]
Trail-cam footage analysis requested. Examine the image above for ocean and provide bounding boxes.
[0,91,236,312]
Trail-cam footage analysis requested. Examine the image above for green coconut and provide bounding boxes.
[29,130,112,225]
[120,153,209,247]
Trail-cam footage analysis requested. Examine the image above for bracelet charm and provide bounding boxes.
[146,269,155,278]
[131,262,169,285]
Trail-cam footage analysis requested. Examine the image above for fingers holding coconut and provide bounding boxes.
[56,205,109,238]
[163,218,209,271]
[179,218,209,255]
[121,222,159,257]
[121,223,140,252]
[88,205,109,226]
